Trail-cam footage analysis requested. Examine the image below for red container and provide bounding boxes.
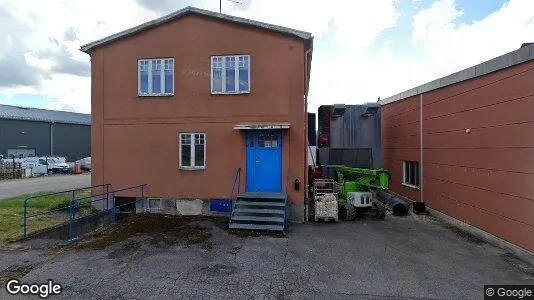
[74,162,81,174]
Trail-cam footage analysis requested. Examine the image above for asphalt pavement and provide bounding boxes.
[1,214,532,299]
[0,174,91,199]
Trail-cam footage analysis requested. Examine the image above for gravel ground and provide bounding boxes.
[0,213,532,300]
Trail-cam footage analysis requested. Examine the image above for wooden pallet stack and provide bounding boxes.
[0,162,22,180]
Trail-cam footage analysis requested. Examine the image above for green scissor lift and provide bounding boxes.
[336,166,390,198]
[333,166,391,220]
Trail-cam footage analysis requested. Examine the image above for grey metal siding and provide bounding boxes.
[0,119,51,157]
[329,106,382,169]
[0,119,90,161]
[317,148,374,178]
[52,123,90,161]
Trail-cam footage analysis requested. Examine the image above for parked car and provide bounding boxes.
[48,158,70,173]
[75,157,91,171]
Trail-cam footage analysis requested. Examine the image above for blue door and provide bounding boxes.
[246,131,282,192]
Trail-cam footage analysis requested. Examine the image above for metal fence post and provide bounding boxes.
[111,192,117,226]
[106,184,110,210]
[23,199,28,238]
[141,185,146,212]
[68,198,75,240]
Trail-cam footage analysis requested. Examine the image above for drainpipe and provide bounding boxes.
[420,93,424,203]
[414,93,427,214]
[304,45,312,222]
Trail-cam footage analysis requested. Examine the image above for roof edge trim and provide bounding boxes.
[80,6,312,53]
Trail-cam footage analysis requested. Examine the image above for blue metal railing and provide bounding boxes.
[229,168,241,225]
[22,184,110,239]
[22,183,147,240]
[230,167,241,200]
[284,170,292,230]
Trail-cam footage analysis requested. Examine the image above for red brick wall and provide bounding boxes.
[382,60,534,252]
[90,14,309,203]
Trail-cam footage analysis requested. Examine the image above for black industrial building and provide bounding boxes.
[0,104,90,162]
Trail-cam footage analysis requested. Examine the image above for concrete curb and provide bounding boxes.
[425,206,534,268]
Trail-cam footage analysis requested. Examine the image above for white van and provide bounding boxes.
[21,157,49,174]
[21,157,70,174]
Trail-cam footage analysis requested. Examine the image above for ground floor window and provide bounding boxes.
[147,198,162,211]
[403,161,419,188]
[179,133,206,169]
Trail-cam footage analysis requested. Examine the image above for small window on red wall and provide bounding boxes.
[403,161,419,188]
[179,133,205,169]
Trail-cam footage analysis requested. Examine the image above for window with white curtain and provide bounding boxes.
[211,55,250,94]
[138,58,174,96]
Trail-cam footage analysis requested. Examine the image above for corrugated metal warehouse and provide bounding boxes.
[380,43,534,253]
[0,104,91,162]
[316,104,382,179]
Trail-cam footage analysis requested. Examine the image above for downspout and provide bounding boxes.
[420,93,424,204]
[304,45,313,222]
[414,93,427,214]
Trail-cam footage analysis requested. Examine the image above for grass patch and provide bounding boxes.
[0,189,93,243]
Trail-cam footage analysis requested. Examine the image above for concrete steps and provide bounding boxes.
[229,192,286,232]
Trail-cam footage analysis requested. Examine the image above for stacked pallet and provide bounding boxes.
[0,162,22,180]
[314,193,338,222]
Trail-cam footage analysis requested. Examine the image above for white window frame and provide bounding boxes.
[402,161,420,189]
[179,133,206,170]
[147,198,162,211]
[210,54,250,94]
[138,58,174,96]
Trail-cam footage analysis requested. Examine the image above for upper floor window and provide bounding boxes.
[138,58,174,96]
[211,55,250,94]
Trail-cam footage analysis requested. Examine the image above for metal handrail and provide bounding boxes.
[228,168,241,227]
[230,167,241,199]
[22,183,111,238]
[110,184,147,194]
[284,170,291,230]
[22,183,146,240]
[23,183,110,202]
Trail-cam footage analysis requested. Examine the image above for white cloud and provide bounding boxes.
[0,0,533,114]
[412,0,464,42]
[395,0,534,94]
[223,0,401,113]
[0,0,157,113]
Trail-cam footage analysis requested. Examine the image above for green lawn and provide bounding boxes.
[0,189,96,243]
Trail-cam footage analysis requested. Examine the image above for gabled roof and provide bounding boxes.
[80,6,313,53]
[0,104,91,125]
